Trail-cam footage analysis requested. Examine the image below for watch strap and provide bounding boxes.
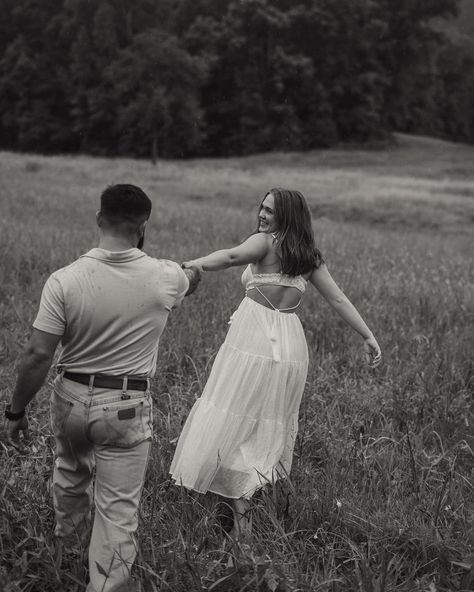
[5,405,26,421]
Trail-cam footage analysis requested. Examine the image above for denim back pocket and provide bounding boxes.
[91,394,153,448]
[50,391,74,436]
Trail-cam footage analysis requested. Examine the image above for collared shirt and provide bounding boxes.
[33,248,189,377]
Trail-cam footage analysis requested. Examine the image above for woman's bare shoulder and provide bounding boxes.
[245,231,276,252]
[305,262,328,281]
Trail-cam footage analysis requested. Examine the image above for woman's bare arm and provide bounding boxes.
[183,233,269,271]
[310,264,381,366]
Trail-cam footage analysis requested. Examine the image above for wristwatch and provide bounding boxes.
[5,404,26,421]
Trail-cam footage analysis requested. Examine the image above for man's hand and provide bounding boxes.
[6,416,30,452]
[182,265,202,296]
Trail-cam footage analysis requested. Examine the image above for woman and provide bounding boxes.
[170,188,381,536]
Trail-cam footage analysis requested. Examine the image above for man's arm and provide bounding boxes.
[10,329,61,412]
[6,329,61,449]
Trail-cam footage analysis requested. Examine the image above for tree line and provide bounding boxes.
[0,0,473,160]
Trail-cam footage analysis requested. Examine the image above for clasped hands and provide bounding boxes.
[182,260,202,272]
[181,261,203,296]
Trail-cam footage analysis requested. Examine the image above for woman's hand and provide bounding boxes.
[182,260,203,272]
[363,336,382,368]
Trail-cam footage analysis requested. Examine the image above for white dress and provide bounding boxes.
[170,265,309,499]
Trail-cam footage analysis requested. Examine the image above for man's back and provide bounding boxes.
[6,183,199,592]
[33,247,188,377]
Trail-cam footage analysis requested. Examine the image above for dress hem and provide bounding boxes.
[170,476,282,500]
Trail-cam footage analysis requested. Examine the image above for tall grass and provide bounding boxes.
[1,135,473,591]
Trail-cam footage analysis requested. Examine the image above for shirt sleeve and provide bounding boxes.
[32,274,66,335]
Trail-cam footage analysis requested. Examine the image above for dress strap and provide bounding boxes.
[278,300,302,312]
[254,286,278,311]
[248,286,301,313]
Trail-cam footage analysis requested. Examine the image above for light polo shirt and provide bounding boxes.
[33,248,189,377]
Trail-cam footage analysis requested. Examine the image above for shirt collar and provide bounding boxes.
[81,248,146,263]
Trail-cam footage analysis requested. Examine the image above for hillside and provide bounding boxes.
[1,134,473,237]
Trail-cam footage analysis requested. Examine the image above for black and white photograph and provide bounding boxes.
[1,1,473,591]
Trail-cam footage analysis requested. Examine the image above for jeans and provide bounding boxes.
[51,374,152,592]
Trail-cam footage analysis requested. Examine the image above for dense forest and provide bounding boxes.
[0,0,473,159]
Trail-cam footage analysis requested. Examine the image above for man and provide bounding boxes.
[5,184,200,591]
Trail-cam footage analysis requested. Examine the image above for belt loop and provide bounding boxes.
[88,374,94,395]
[122,376,128,396]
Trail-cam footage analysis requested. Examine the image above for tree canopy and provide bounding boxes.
[0,0,472,159]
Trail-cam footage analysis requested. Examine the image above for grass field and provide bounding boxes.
[0,133,473,591]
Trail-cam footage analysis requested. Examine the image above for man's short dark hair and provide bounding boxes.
[100,184,152,225]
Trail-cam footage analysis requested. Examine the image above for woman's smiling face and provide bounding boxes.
[258,193,278,233]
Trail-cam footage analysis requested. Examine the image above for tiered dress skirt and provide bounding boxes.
[170,296,309,499]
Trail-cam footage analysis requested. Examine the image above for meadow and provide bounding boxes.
[0,133,473,591]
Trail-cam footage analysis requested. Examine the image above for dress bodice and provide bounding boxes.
[241,265,307,294]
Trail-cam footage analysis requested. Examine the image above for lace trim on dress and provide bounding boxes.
[249,273,307,293]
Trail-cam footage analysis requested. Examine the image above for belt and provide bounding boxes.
[63,371,148,391]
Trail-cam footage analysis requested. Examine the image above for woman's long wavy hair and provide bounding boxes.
[257,188,324,276]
